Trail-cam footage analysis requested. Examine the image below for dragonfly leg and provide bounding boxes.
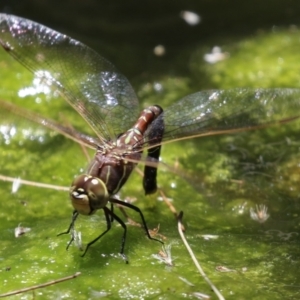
[57,210,79,250]
[109,202,114,223]
[110,197,164,247]
[106,210,128,263]
[81,206,112,257]
[116,198,142,227]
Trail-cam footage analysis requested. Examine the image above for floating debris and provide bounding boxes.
[178,276,194,286]
[215,266,236,273]
[20,200,27,206]
[14,224,31,238]
[149,224,167,240]
[237,201,248,215]
[191,291,211,299]
[90,289,111,298]
[204,46,229,64]
[250,204,270,224]
[11,177,21,194]
[180,11,201,26]
[199,234,219,240]
[71,229,83,251]
[152,244,174,266]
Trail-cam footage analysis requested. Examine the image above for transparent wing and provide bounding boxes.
[0,13,139,142]
[0,99,100,149]
[143,88,300,148]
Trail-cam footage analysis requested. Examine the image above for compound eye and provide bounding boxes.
[70,175,109,215]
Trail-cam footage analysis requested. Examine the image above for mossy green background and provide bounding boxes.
[1,1,300,299]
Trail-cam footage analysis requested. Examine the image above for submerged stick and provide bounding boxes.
[0,272,81,298]
[177,211,225,300]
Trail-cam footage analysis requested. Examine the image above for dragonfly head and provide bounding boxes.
[69,174,109,215]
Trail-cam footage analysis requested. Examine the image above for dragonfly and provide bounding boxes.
[1,13,300,261]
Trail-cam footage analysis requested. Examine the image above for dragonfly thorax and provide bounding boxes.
[70,174,109,215]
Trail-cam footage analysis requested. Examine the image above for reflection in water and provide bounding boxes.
[250,204,270,223]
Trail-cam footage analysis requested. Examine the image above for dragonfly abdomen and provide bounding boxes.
[116,105,163,149]
[133,105,163,134]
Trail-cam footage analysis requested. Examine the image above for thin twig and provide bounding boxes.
[159,190,177,217]
[177,211,225,300]
[159,189,185,232]
[0,272,81,298]
[0,174,69,191]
